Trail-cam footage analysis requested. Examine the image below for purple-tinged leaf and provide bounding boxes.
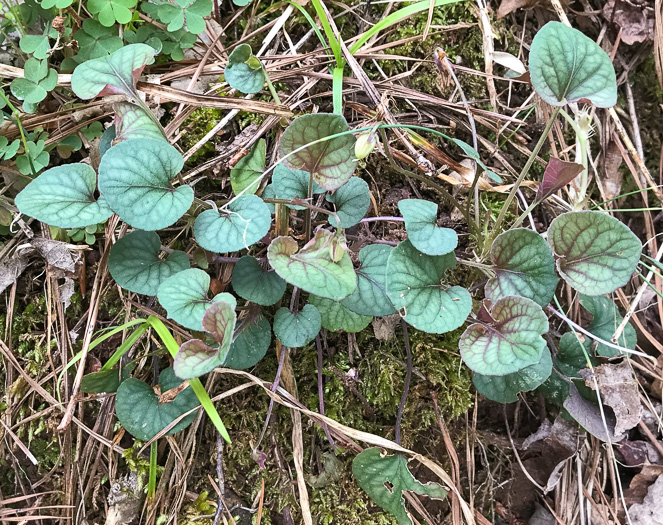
[536,157,584,201]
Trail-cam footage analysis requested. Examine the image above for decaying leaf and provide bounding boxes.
[497,0,570,18]
[603,0,655,46]
[628,474,663,525]
[580,361,642,436]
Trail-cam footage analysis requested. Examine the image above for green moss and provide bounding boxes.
[180,107,224,165]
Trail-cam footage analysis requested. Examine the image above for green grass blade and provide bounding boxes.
[332,66,344,114]
[148,440,158,500]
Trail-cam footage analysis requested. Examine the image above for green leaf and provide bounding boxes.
[41,0,74,8]
[20,34,51,60]
[225,44,266,94]
[398,199,457,256]
[194,195,271,253]
[267,230,357,300]
[326,177,370,229]
[561,295,637,358]
[81,364,133,393]
[157,268,230,330]
[108,231,190,295]
[309,295,372,333]
[232,256,286,306]
[74,19,124,61]
[529,21,617,107]
[459,296,549,376]
[174,300,237,379]
[16,140,49,174]
[10,58,57,104]
[451,138,502,183]
[71,43,156,99]
[472,349,552,403]
[230,139,265,195]
[547,211,641,295]
[341,244,396,317]
[279,114,357,191]
[485,228,558,307]
[273,304,321,347]
[99,125,116,158]
[87,0,136,26]
[223,316,271,369]
[155,0,212,34]
[271,164,324,210]
[98,138,192,230]
[115,367,200,441]
[352,448,447,525]
[15,163,113,228]
[385,240,471,334]
[113,102,165,142]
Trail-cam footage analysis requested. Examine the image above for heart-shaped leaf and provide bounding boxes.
[547,211,641,295]
[174,300,237,379]
[267,230,357,300]
[87,0,137,27]
[273,304,321,348]
[326,176,370,229]
[99,138,192,230]
[157,268,230,330]
[10,58,57,104]
[385,240,471,334]
[81,364,133,393]
[113,102,165,142]
[20,34,51,60]
[341,244,396,317]
[108,230,190,295]
[231,256,286,306]
[309,295,372,333]
[194,195,271,253]
[115,367,200,441]
[536,157,584,201]
[472,349,552,403]
[223,316,271,370]
[71,43,156,99]
[15,163,113,228]
[398,199,458,256]
[271,164,324,210]
[279,114,356,191]
[225,44,266,94]
[352,448,447,525]
[230,139,265,195]
[561,295,637,358]
[529,21,617,107]
[485,228,558,307]
[459,296,549,376]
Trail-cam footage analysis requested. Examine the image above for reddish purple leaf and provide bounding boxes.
[536,158,583,201]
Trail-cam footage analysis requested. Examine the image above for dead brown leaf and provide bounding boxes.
[628,473,663,524]
[603,0,655,46]
[497,0,570,18]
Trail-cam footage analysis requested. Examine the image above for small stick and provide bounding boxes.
[395,320,413,445]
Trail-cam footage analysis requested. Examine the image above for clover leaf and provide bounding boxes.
[72,19,124,62]
[398,199,458,256]
[113,102,166,142]
[194,195,271,253]
[341,244,396,317]
[225,44,266,94]
[71,43,156,100]
[385,240,471,334]
[230,139,265,195]
[326,176,370,229]
[20,33,51,60]
[459,296,549,376]
[273,304,321,348]
[15,163,113,228]
[268,230,357,300]
[309,295,372,333]
[10,58,57,104]
[232,256,286,306]
[115,367,200,441]
[529,21,617,107]
[87,0,136,27]
[547,211,641,295]
[279,114,356,191]
[485,228,558,307]
[352,448,447,525]
[98,138,192,231]
[154,0,212,34]
[157,268,230,330]
[174,300,237,379]
[108,231,190,295]
[271,164,324,210]
[16,140,49,174]
[223,316,271,370]
[472,349,552,403]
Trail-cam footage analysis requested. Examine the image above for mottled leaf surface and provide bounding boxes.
[327,177,370,229]
[460,296,549,376]
[273,304,321,348]
[223,316,271,369]
[279,114,356,191]
[108,230,189,295]
[485,228,558,307]
[548,211,641,295]
[230,139,265,195]
[225,44,265,94]
[268,230,357,300]
[271,164,324,210]
[15,163,113,228]
[529,21,617,107]
[341,244,396,317]
[309,295,372,333]
[232,256,286,306]
[113,102,165,142]
[398,199,458,256]
[99,138,191,230]
[385,241,471,334]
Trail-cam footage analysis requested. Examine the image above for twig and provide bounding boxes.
[395,320,413,446]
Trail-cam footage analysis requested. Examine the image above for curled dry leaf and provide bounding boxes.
[603,0,655,46]
[628,474,663,525]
